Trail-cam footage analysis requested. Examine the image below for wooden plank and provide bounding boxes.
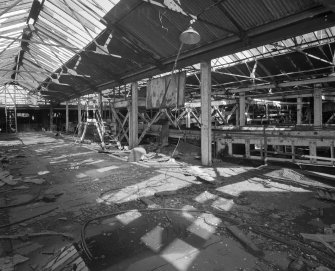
[301,233,335,243]
[227,225,263,256]
[185,100,236,108]
[137,110,162,144]
[111,107,129,143]
[301,233,335,254]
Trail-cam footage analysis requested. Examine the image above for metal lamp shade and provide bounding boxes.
[179,26,200,45]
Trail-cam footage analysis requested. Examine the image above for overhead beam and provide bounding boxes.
[97,7,334,91]
[0,35,79,50]
[213,0,246,39]
[228,76,335,93]
[321,0,335,12]
[0,0,23,18]
[143,0,238,35]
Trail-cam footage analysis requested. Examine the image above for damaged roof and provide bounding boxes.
[1,0,335,101]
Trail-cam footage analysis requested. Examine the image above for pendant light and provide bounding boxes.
[179,25,200,45]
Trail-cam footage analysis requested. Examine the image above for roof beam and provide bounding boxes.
[0,0,23,18]
[321,0,335,13]
[97,6,333,90]
[228,76,335,93]
[212,0,246,39]
[0,35,79,50]
[143,0,238,35]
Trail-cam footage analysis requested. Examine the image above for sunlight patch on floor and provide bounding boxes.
[194,191,218,204]
[97,166,119,173]
[117,210,142,225]
[96,173,192,204]
[161,239,200,271]
[187,213,221,240]
[141,225,165,252]
[216,178,310,197]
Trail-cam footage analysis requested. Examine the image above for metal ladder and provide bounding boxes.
[75,101,106,149]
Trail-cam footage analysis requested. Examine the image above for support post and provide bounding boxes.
[235,105,240,126]
[65,101,69,132]
[129,82,138,148]
[245,139,250,159]
[49,105,53,131]
[200,61,212,166]
[98,92,103,118]
[291,141,295,163]
[313,88,322,128]
[228,141,233,156]
[78,99,81,124]
[186,110,191,128]
[239,92,245,126]
[331,141,334,166]
[297,97,302,125]
[108,99,111,120]
[160,120,169,147]
[309,142,317,163]
[265,104,269,122]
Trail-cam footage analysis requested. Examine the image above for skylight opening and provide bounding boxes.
[0,9,27,20]
[0,22,26,33]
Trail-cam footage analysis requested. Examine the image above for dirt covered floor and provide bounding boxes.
[0,132,334,271]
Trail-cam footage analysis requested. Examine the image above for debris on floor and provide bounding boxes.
[0,254,29,271]
[0,132,334,271]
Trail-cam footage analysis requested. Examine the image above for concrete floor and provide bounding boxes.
[0,132,334,271]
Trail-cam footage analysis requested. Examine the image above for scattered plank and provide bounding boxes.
[140,198,161,208]
[301,233,335,243]
[0,231,73,240]
[226,224,263,256]
[23,177,45,184]
[0,207,58,229]
[301,233,335,254]
[154,190,178,197]
[0,254,29,271]
[251,226,335,268]
[186,166,216,184]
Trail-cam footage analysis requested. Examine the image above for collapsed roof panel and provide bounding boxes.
[1,0,335,102]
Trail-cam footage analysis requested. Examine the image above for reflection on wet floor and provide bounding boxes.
[78,210,257,271]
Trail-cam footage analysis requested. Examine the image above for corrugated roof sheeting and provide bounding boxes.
[0,0,31,84]
[93,0,333,93]
[223,0,320,30]
[0,0,120,99]
[2,0,335,101]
